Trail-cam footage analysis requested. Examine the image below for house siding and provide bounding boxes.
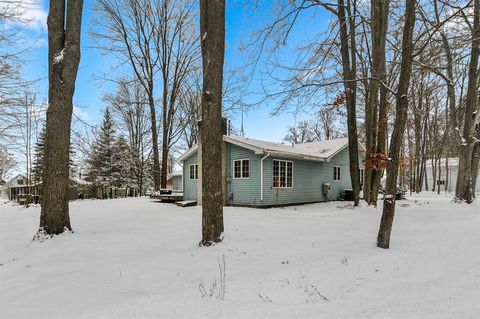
[173,175,183,191]
[260,147,363,206]
[181,142,365,206]
[183,151,198,201]
[226,144,261,205]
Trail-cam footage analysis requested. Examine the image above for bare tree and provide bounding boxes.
[104,78,152,193]
[377,0,416,249]
[0,150,16,180]
[93,0,200,190]
[283,120,314,144]
[199,0,225,246]
[455,0,480,203]
[363,0,390,205]
[38,0,84,236]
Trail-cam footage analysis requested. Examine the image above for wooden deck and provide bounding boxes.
[176,200,197,207]
[150,193,183,202]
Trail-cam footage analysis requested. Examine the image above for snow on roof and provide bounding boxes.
[424,157,459,167]
[171,171,182,176]
[6,174,28,188]
[179,135,363,162]
[167,171,183,179]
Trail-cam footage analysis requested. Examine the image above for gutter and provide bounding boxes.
[260,152,270,202]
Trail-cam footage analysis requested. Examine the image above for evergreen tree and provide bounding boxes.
[32,126,46,186]
[86,108,116,187]
[112,135,135,188]
[32,125,76,186]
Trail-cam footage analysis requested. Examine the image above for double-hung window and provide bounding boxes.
[189,164,198,180]
[359,168,364,186]
[334,166,341,181]
[273,160,293,188]
[233,159,250,179]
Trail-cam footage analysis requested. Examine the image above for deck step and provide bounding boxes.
[176,200,197,207]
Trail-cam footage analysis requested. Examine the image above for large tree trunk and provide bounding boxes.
[455,0,480,203]
[148,93,161,191]
[199,0,225,246]
[337,0,361,206]
[39,0,84,236]
[364,0,390,205]
[377,0,416,249]
[471,129,480,197]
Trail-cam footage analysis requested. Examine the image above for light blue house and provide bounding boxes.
[178,135,365,207]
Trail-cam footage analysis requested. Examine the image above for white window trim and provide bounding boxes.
[359,168,364,185]
[334,165,341,181]
[189,164,198,180]
[273,159,294,188]
[232,158,250,179]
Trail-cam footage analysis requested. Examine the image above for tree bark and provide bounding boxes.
[148,93,161,191]
[39,0,84,236]
[199,0,225,246]
[455,0,480,203]
[337,0,361,206]
[364,0,390,205]
[377,0,416,249]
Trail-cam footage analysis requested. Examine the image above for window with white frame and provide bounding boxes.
[189,164,198,180]
[359,168,364,186]
[334,166,341,181]
[233,159,250,179]
[273,160,293,188]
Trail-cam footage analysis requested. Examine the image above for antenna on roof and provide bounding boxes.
[240,105,245,137]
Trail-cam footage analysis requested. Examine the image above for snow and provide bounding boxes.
[53,49,65,64]
[1,194,479,318]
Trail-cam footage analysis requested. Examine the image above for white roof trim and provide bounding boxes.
[178,146,198,162]
[223,136,264,154]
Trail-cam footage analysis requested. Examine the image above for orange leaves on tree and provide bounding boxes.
[365,152,389,170]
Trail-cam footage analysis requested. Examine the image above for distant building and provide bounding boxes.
[425,157,480,193]
[166,171,183,192]
[0,174,31,201]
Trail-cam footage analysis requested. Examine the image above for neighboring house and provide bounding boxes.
[424,157,480,193]
[166,171,183,192]
[179,135,365,207]
[1,174,32,201]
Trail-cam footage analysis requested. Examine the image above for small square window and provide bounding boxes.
[233,159,249,179]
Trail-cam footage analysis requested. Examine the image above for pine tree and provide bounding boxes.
[86,108,116,188]
[112,135,135,188]
[32,126,46,186]
[32,125,76,186]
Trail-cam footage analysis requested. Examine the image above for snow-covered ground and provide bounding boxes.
[1,194,479,319]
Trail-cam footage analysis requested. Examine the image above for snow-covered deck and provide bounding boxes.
[0,194,479,318]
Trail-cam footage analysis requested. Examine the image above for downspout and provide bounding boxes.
[260,152,270,202]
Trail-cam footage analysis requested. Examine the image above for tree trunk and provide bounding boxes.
[455,0,480,203]
[377,0,416,249]
[337,0,361,206]
[199,0,225,246]
[161,133,168,189]
[148,93,161,191]
[471,130,480,197]
[39,0,84,236]
[364,0,390,205]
